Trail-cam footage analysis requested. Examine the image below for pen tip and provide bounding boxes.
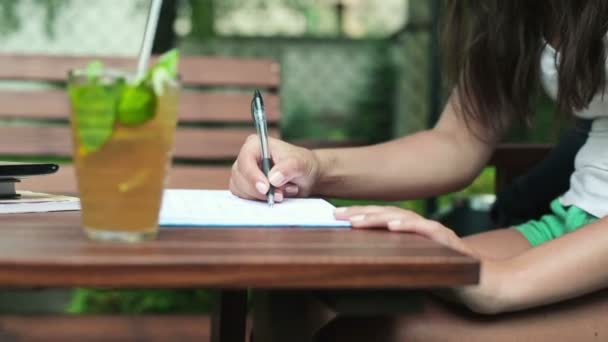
[253,89,265,108]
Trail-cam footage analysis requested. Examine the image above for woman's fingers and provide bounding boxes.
[387,217,443,237]
[230,135,319,201]
[334,205,400,220]
[229,165,267,201]
[388,219,472,255]
[284,183,299,197]
[231,136,270,198]
[345,210,420,229]
[333,205,473,256]
[273,189,284,202]
[335,206,424,230]
[229,160,292,203]
[268,156,306,188]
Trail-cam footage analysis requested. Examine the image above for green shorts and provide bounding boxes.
[515,199,597,247]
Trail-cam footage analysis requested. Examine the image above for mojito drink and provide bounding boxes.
[68,51,179,242]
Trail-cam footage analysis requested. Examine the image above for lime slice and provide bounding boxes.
[115,49,179,125]
[72,50,178,138]
[69,82,121,153]
[117,84,156,126]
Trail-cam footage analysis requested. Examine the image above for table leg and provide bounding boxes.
[251,290,423,342]
[211,290,248,342]
[252,290,334,342]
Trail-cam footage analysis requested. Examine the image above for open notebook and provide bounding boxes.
[159,189,350,228]
[0,191,79,214]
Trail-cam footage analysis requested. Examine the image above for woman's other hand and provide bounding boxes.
[335,205,475,256]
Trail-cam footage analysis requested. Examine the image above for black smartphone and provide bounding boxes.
[0,162,59,198]
[0,162,59,179]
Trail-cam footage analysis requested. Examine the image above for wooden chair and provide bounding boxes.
[0,54,281,194]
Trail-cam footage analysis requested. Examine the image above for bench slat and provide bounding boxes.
[17,165,233,194]
[0,315,211,342]
[0,54,280,88]
[0,126,278,160]
[181,57,280,88]
[0,90,280,123]
[180,91,280,123]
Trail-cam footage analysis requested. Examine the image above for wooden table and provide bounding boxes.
[0,212,479,342]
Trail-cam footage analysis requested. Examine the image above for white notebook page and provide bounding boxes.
[0,191,80,214]
[159,189,350,228]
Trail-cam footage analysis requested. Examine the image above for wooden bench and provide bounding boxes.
[0,54,281,194]
[0,53,282,341]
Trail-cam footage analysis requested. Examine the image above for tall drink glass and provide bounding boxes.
[67,65,178,242]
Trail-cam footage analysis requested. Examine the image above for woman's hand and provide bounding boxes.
[335,205,509,313]
[335,205,476,257]
[230,135,321,202]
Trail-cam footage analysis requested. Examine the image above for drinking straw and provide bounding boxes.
[137,0,164,80]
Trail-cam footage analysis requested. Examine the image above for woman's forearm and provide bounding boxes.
[311,131,484,200]
[455,217,608,314]
[313,95,498,200]
[310,95,496,200]
[453,259,511,314]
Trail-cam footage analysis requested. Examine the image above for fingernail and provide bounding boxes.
[335,207,347,213]
[256,181,269,195]
[285,185,298,195]
[388,220,401,228]
[350,215,365,222]
[274,192,284,202]
[269,172,285,186]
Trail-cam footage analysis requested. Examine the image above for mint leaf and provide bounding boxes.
[146,49,179,81]
[72,50,178,137]
[117,84,156,126]
[145,49,179,96]
[86,60,104,83]
[69,82,122,153]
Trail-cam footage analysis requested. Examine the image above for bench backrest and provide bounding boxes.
[0,54,281,193]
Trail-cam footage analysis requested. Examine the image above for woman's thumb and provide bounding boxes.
[268,157,305,187]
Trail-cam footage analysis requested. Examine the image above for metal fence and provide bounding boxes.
[181,36,399,143]
[0,0,435,143]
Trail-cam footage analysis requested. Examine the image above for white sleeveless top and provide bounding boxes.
[540,40,608,218]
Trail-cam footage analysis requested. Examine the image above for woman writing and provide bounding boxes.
[231,1,608,340]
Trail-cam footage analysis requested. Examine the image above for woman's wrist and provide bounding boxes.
[309,149,337,197]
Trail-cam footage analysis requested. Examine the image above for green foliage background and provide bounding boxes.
[0,0,68,37]
[68,289,213,314]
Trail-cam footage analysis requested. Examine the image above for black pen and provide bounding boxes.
[251,89,275,206]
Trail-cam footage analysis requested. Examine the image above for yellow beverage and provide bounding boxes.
[72,88,177,241]
[68,53,179,242]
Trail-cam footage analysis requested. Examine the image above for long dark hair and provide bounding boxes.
[444,1,608,138]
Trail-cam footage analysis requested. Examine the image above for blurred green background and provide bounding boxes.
[0,0,559,315]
